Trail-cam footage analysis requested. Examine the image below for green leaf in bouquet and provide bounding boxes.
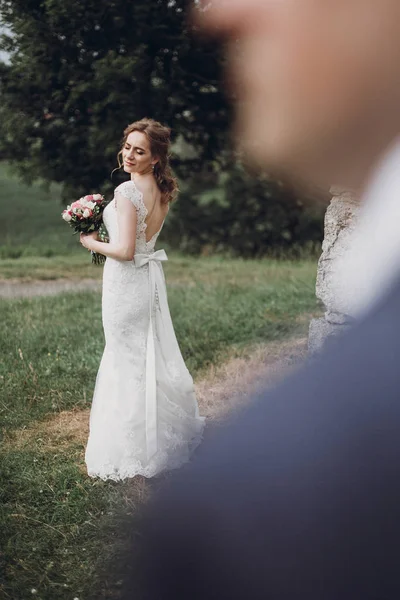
[99,223,110,243]
[91,251,106,265]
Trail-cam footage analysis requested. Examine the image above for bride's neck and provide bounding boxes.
[132,168,153,181]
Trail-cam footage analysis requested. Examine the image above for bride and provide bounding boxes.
[80,118,205,480]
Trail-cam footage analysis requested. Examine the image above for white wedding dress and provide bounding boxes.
[85,180,205,480]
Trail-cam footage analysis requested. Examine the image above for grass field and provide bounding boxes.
[0,162,73,259]
[0,164,320,599]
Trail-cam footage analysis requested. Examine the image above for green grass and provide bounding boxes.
[0,164,319,599]
[0,264,318,600]
[1,449,123,598]
[0,264,317,430]
[0,162,80,258]
[0,250,316,282]
[0,254,100,280]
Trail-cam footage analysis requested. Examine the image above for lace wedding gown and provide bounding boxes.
[85,180,205,480]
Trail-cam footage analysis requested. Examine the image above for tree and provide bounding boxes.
[164,163,326,256]
[0,0,230,198]
[0,0,324,253]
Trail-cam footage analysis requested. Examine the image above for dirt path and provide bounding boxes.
[196,336,307,419]
[0,278,101,298]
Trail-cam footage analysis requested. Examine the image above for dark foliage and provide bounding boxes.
[0,0,324,253]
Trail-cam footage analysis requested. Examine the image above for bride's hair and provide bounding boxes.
[117,118,178,204]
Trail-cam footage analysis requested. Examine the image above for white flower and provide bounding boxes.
[62,212,72,222]
[93,194,102,201]
[81,199,95,210]
[31,590,37,595]
[83,209,91,218]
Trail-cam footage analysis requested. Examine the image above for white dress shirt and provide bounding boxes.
[332,138,400,320]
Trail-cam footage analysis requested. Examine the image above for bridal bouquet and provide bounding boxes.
[62,194,109,264]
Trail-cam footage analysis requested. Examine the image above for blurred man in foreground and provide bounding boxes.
[126,1,400,598]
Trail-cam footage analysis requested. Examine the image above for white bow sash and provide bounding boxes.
[134,250,168,459]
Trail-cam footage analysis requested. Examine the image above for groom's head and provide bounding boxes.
[196,0,400,188]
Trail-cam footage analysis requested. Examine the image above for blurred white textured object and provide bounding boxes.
[332,139,400,320]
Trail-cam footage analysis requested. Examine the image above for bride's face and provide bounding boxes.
[122,131,158,175]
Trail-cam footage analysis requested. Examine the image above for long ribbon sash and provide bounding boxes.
[134,249,168,459]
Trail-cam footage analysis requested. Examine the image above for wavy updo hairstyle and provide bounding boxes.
[117,118,178,204]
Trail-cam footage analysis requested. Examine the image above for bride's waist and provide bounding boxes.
[105,254,152,266]
[104,257,139,272]
[104,254,156,273]
[105,257,138,267]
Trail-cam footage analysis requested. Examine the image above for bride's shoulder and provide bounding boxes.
[114,180,143,202]
[115,179,136,194]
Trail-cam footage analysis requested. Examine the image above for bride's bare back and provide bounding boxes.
[135,177,169,242]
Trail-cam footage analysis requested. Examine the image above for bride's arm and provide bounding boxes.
[80,195,137,261]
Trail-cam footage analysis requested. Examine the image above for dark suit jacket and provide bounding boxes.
[131,278,400,600]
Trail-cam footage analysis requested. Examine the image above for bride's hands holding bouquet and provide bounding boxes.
[80,231,99,251]
[61,193,109,264]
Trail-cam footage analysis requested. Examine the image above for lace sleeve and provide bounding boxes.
[114,180,143,211]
